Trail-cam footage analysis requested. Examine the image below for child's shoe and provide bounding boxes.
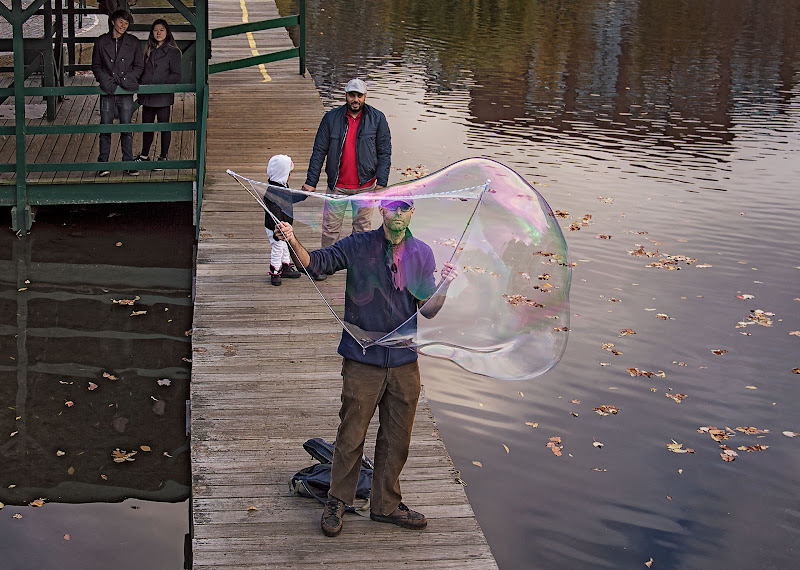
[281,263,301,278]
[269,265,282,286]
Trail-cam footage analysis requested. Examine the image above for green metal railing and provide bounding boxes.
[0,0,305,235]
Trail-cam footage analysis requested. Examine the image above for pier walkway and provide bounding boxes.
[189,1,498,567]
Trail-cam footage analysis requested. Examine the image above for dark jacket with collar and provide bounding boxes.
[308,228,436,368]
[92,31,143,95]
[304,103,392,190]
[138,44,182,107]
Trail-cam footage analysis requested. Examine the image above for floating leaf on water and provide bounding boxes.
[472,461,483,468]
[619,328,636,336]
[593,440,604,448]
[130,310,147,316]
[157,379,171,386]
[111,448,137,463]
[88,382,98,391]
[592,467,607,472]
[102,372,118,380]
[666,393,688,403]
[503,444,510,454]
[56,450,65,456]
[29,499,45,508]
[745,385,758,390]
[645,557,654,568]
[524,422,539,428]
[12,513,21,519]
[782,431,799,437]
[711,349,728,355]
[67,466,75,475]
[65,401,74,407]
[140,445,151,452]
[63,534,70,541]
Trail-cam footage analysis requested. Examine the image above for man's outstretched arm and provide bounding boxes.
[420,262,457,319]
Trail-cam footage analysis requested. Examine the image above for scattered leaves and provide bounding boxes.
[593,404,619,416]
[547,436,564,456]
[737,445,769,452]
[111,448,137,463]
[720,445,738,462]
[735,426,769,434]
[627,368,665,378]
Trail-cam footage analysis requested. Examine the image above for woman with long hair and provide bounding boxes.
[136,19,182,169]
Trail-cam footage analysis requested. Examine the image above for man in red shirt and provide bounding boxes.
[302,79,392,249]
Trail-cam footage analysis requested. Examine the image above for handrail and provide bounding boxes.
[210,15,298,39]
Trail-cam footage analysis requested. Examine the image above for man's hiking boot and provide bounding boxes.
[370,502,427,530]
[321,497,345,537]
[281,263,301,278]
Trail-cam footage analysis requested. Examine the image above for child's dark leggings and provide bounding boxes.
[140,105,172,157]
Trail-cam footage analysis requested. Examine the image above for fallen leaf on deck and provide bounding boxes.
[246,506,258,512]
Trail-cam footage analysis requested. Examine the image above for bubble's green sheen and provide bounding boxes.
[232,157,571,381]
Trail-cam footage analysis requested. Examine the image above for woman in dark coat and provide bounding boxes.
[136,19,181,169]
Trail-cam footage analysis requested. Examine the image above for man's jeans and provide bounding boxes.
[98,94,134,163]
[320,182,377,248]
[328,358,421,516]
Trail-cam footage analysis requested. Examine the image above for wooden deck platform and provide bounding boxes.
[0,75,196,185]
[189,1,498,568]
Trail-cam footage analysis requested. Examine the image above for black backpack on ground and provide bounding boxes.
[289,438,374,513]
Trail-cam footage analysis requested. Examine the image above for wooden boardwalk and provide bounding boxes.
[189,1,498,568]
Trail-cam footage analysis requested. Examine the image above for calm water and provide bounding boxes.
[0,204,194,569]
[289,0,800,568]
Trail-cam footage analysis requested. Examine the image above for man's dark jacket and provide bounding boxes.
[308,228,436,368]
[92,32,143,95]
[304,104,391,190]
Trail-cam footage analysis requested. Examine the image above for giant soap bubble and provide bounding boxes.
[230,157,571,381]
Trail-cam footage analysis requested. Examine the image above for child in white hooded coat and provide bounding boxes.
[264,155,306,286]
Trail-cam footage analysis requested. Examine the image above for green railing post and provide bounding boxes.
[66,0,75,74]
[11,0,31,233]
[195,0,208,239]
[299,0,306,75]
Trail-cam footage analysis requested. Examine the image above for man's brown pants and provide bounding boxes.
[328,358,421,516]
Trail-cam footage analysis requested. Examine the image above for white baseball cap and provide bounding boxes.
[345,78,367,95]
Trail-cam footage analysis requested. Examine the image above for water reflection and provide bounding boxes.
[283,0,800,568]
[0,204,193,569]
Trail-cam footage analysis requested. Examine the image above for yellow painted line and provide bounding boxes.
[240,0,271,82]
